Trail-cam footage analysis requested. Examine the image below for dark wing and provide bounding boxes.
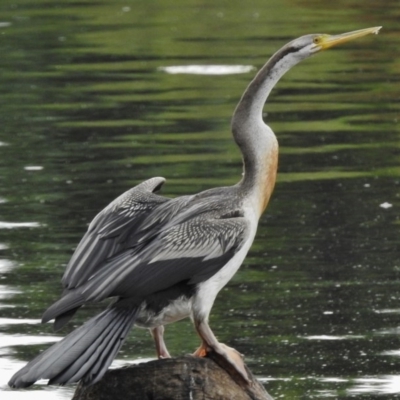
[79,216,248,300]
[44,216,249,320]
[62,177,168,290]
[129,191,234,245]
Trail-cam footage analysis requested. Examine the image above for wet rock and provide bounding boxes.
[72,354,274,400]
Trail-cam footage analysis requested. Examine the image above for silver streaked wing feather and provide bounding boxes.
[148,218,242,263]
[133,193,236,245]
[62,177,168,289]
[80,217,249,302]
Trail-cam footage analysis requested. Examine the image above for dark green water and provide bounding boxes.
[0,1,398,399]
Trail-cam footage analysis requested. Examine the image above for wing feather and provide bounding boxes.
[62,177,168,289]
[46,184,248,328]
[78,217,249,302]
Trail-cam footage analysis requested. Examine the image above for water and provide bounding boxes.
[0,0,398,399]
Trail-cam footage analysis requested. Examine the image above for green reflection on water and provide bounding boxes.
[0,0,398,399]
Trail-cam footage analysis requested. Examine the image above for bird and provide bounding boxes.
[9,26,381,389]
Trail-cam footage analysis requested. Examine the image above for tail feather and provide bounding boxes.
[48,312,123,384]
[50,308,131,385]
[41,291,85,325]
[8,305,138,388]
[82,314,131,385]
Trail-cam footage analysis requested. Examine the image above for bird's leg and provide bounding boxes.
[150,325,171,359]
[193,318,250,383]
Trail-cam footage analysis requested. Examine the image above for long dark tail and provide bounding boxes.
[8,305,138,388]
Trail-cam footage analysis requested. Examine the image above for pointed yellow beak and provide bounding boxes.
[315,26,382,51]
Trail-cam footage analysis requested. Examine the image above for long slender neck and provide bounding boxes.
[231,43,305,214]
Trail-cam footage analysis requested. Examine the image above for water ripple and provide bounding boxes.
[0,286,21,301]
[0,260,15,273]
[0,318,42,326]
[24,166,44,171]
[302,335,364,340]
[0,222,41,229]
[348,375,400,395]
[158,65,255,75]
[0,333,61,348]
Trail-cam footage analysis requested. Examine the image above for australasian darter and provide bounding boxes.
[9,26,381,388]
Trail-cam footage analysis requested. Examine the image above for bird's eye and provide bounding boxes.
[313,37,321,44]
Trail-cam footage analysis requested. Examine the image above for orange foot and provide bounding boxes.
[193,342,209,358]
[193,342,250,383]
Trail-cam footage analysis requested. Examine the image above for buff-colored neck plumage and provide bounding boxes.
[231,39,310,216]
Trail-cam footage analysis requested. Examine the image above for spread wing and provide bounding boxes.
[44,214,249,324]
[62,177,169,289]
[82,216,249,301]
